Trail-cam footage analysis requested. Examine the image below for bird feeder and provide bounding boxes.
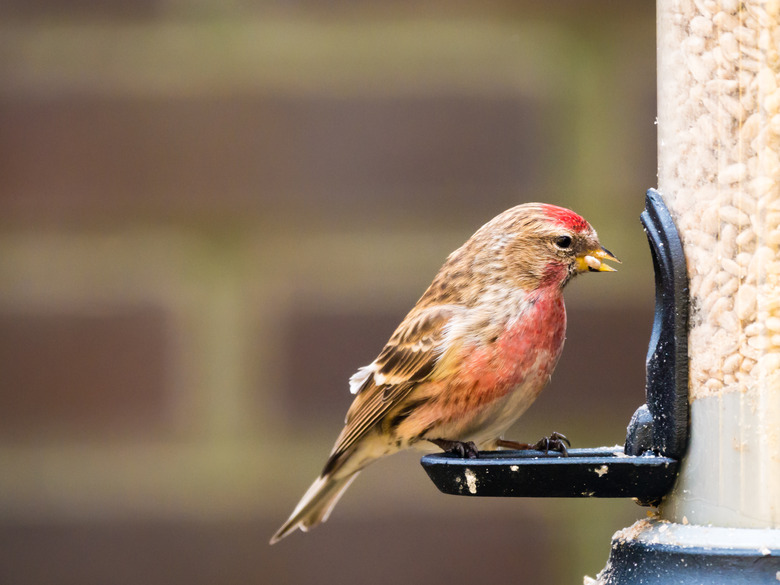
[422,1,780,581]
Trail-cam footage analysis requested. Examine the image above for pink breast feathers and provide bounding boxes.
[458,295,567,409]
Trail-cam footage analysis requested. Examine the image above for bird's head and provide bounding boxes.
[471,203,619,291]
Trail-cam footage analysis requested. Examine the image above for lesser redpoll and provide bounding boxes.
[270,203,618,544]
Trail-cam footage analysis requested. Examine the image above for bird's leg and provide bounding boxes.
[429,438,480,459]
[496,432,570,456]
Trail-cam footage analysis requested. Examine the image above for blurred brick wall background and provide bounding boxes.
[0,1,657,583]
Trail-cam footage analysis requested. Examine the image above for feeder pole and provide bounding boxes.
[593,2,780,582]
[657,0,780,529]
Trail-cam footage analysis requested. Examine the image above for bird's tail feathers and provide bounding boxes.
[269,472,359,544]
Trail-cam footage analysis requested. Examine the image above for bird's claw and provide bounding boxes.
[430,438,480,459]
[452,441,479,459]
[495,432,570,456]
[532,431,570,456]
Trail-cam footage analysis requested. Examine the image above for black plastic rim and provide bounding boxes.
[421,448,678,499]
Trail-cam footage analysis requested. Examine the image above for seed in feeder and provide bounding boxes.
[737,252,753,267]
[759,66,778,94]
[688,54,714,82]
[741,114,761,142]
[739,342,761,362]
[659,0,780,399]
[768,229,780,245]
[736,286,758,321]
[721,223,738,254]
[691,15,714,36]
[719,33,741,62]
[755,353,780,375]
[723,279,741,299]
[718,311,740,335]
[722,353,742,374]
[748,335,770,350]
[764,89,780,113]
[739,57,761,73]
[760,147,780,176]
[736,228,756,247]
[748,246,775,275]
[721,206,752,227]
[721,94,746,121]
[740,357,757,373]
[735,26,758,46]
[722,259,742,278]
[719,163,748,185]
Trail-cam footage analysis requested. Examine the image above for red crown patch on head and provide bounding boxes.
[540,204,590,232]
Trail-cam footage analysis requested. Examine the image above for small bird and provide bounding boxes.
[270,203,618,544]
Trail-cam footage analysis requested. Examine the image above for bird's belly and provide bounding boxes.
[473,378,551,446]
[420,296,566,445]
[435,349,559,447]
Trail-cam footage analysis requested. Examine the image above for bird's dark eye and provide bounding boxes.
[554,235,573,249]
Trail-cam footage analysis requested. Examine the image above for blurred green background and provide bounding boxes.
[0,1,657,583]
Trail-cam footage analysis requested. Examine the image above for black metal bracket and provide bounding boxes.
[420,189,689,505]
[627,189,689,460]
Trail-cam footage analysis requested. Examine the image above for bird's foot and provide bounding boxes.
[496,432,571,456]
[533,432,570,456]
[430,438,480,459]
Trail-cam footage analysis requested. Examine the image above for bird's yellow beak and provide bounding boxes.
[576,246,620,273]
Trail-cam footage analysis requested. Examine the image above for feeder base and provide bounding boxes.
[593,519,780,584]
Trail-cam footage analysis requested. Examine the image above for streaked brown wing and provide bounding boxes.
[323,305,460,473]
[374,303,459,391]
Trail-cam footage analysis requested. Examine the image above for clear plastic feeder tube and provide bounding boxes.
[657,0,780,527]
